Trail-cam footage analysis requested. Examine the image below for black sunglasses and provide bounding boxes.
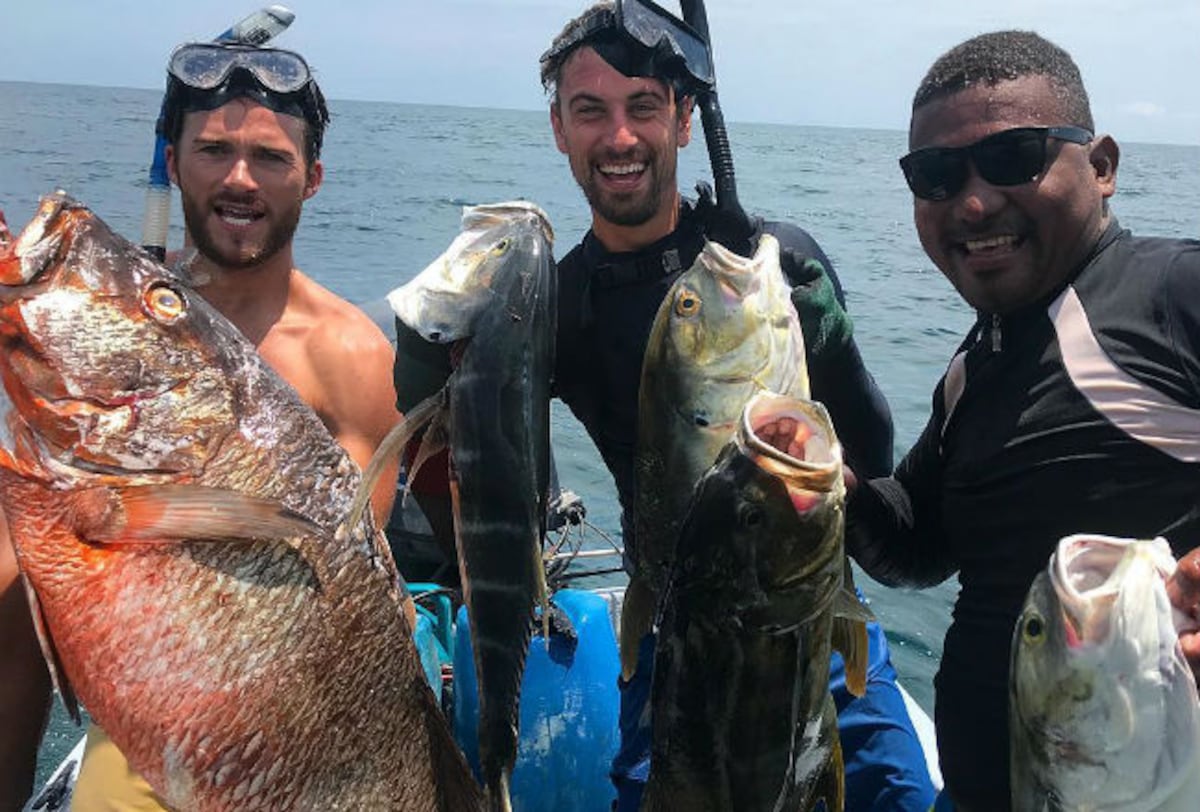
[899,126,1094,202]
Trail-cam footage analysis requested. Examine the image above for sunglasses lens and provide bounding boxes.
[973,129,1047,187]
[901,150,968,201]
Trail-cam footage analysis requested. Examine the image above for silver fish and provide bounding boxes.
[1010,534,1200,811]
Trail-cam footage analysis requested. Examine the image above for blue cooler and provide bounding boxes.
[453,589,620,811]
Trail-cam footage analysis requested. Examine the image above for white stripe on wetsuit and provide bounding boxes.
[1050,285,1200,462]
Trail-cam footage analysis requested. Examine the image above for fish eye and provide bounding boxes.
[143,282,187,322]
[492,238,511,255]
[675,289,701,317]
[737,504,763,529]
[1022,612,1046,645]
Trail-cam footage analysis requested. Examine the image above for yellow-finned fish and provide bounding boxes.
[642,391,869,812]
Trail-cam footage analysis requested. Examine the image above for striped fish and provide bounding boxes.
[372,201,555,812]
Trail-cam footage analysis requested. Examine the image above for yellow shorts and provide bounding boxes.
[71,724,170,812]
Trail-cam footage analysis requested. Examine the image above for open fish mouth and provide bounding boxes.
[736,391,842,510]
[1049,534,1177,647]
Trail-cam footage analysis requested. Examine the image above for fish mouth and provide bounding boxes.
[1050,533,1176,647]
[736,391,842,511]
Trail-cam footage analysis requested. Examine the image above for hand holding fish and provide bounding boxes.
[1167,546,1200,683]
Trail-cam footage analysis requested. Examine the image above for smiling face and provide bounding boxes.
[909,74,1118,315]
[550,46,692,252]
[167,98,322,271]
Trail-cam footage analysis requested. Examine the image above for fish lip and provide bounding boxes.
[736,391,842,481]
[1049,533,1177,647]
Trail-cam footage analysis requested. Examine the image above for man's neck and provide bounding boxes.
[590,191,682,254]
[191,249,294,345]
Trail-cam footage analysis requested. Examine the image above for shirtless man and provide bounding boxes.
[0,41,402,811]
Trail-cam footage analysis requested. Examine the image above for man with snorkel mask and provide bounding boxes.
[54,40,402,812]
[541,4,935,809]
[393,2,937,809]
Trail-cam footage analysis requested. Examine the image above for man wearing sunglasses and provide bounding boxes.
[539,2,932,810]
[846,30,1200,811]
[55,41,403,811]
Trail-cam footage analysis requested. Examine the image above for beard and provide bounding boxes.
[180,191,303,270]
[576,149,678,228]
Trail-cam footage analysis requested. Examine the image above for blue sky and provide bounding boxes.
[5,0,1197,145]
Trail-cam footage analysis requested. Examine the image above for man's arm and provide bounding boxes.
[765,221,894,477]
[392,319,458,566]
[0,512,52,812]
[844,412,957,588]
[314,319,403,529]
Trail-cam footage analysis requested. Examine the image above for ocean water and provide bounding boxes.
[2,80,1198,785]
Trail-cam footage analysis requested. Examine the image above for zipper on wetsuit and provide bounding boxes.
[991,313,1002,352]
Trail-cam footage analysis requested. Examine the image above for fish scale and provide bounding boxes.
[0,192,483,811]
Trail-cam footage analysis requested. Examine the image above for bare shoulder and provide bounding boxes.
[291,272,394,374]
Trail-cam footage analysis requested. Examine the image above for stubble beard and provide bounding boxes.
[579,149,677,228]
[181,191,303,271]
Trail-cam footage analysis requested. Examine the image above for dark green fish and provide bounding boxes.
[642,391,869,812]
[376,201,555,812]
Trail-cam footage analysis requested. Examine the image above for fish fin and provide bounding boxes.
[346,389,447,532]
[832,588,871,698]
[407,407,450,485]
[487,774,513,812]
[77,484,321,545]
[21,575,81,724]
[422,681,486,811]
[619,575,657,681]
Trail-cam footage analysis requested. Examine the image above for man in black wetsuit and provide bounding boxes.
[395,3,935,809]
[535,3,934,810]
[846,30,1200,811]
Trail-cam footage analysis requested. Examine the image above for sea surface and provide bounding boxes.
[3,80,1198,785]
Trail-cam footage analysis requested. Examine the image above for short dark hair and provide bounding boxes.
[913,30,1094,131]
[540,1,617,100]
[161,73,331,166]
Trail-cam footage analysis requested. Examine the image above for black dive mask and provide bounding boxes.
[540,1,714,96]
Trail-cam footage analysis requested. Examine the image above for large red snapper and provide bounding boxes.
[0,193,483,811]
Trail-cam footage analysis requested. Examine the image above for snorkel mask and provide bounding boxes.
[161,42,330,161]
[539,0,714,99]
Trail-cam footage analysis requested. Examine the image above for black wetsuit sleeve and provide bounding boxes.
[844,402,957,588]
[392,316,452,413]
[767,221,895,478]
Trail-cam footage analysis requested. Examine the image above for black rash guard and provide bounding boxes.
[555,201,894,570]
[846,220,1200,810]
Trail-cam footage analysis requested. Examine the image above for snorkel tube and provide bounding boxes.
[140,5,295,260]
[677,0,753,254]
[615,0,754,255]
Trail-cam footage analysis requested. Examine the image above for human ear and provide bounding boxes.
[1090,135,1119,198]
[550,102,569,155]
[303,160,324,200]
[165,144,178,186]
